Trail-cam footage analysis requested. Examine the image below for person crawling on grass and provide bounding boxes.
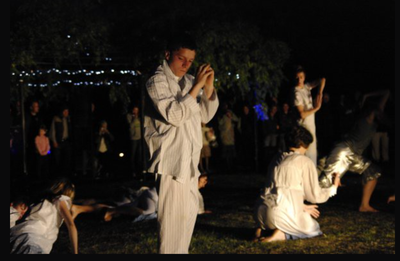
[254,126,340,243]
[10,197,29,229]
[10,178,79,254]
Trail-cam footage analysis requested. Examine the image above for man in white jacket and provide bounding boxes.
[144,34,219,254]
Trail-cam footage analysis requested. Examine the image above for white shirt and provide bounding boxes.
[10,207,20,229]
[294,84,315,127]
[145,60,219,183]
[11,196,72,254]
[256,152,336,238]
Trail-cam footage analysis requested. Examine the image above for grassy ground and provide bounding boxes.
[51,173,395,254]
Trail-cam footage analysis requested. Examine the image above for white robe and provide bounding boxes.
[255,152,337,239]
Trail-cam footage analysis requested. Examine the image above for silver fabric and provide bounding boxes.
[319,143,381,188]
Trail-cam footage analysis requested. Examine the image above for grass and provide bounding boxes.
[51,173,395,254]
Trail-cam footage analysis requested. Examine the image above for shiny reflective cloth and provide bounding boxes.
[319,142,381,188]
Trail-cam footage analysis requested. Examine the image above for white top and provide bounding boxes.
[256,152,336,238]
[145,60,219,183]
[10,207,20,229]
[294,84,315,127]
[11,195,72,254]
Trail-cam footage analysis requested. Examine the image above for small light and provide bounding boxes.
[119,153,124,158]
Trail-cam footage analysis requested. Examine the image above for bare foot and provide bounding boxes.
[104,209,116,222]
[388,195,395,204]
[359,205,379,213]
[260,230,286,243]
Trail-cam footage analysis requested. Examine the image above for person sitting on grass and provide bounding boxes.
[10,197,29,229]
[10,178,79,254]
[254,126,340,243]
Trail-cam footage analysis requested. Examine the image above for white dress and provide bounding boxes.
[294,84,318,165]
[10,196,72,254]
[255,152,337,239]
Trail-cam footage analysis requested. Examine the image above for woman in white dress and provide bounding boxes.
[254,126,340,243]
[10,178,79,254]
[294,66,326,166]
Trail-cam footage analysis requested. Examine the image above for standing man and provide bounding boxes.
[49,106,72,176]
[144,34,219,254]
[127,106,142,177]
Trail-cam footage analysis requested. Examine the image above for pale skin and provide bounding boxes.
[59,201,79,254]
[388,195,395,204]
[165,48,216,101]
[295,72,326,120]
[11,203,29,219]
[254,146,340,243]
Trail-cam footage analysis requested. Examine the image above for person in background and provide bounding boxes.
[95,121,114,178]
[49,107,72,176]
[293,66,326,166]
[127,106,142,178]
[35,125,50,179]
[219,103,239,172]
[200,123,213,174]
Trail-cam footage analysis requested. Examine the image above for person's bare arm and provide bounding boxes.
[59,201,78,254]
[360,90,391,111]
[308,78,326,90]
[296,95,323,120]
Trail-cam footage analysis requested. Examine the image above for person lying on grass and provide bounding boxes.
[72,175,211,222]
[254,126,340,243]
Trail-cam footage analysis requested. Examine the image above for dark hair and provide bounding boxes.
[11,196,29,207]
[295,65,306,76]
[285,126,313,149]
[39,125,47,132]
[166,33,197,54]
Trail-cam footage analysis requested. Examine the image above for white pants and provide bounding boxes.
[372,132,389,162]
[156,174,199,254]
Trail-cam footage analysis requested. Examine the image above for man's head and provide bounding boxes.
[165,34,197,78]
[61,107,69,118]
[243,105,250,116]
[31,101,40,114]
[282,103,290,114]
[285,126,313,153]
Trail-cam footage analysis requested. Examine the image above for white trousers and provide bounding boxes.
[156,174,199,254]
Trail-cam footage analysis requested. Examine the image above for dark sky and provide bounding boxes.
[11,0,395,96]
[226,0,394,95]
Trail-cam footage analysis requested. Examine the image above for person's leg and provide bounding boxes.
[71,204,111,220]
[104,205,143,222]
[260,229,286,243]
[359,179,379,213]
[382,132,389,163]
[157,174,199,254]
[371,133,381,162]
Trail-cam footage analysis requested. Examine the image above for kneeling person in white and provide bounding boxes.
[254,126,340,242]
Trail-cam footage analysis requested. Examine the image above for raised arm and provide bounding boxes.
[360,90,391,111]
